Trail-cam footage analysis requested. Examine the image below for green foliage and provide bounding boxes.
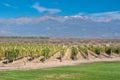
[5,48,19,61]
[0,47,5,59]
[78,46,88,55]
[0,42,63,62]
[105,47,112,55]
[0,42,120,63]
[60,46,67,58]
[41,47,50,62]
[111,46,120,54]
[88,46,101,55]
[42,47,50,57]
[95,47,101,55]
[114,47,120,54]
[71,47,78,60]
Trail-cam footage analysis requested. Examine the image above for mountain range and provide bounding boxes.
[0,15,120,39]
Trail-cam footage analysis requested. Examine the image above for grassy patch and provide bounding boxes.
[0,61,120,80]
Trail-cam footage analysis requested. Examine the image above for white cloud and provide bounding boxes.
[3,3,17,9]
[76,11,120,22]
[0,11,120,26]
[32,2,61,14]
[89,11,120,19]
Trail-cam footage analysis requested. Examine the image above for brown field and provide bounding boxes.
[0,38,120,45]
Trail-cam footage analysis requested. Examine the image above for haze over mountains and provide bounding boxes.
[0,14,120,39]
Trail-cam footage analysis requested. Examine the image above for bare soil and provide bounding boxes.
[0,57,120,71]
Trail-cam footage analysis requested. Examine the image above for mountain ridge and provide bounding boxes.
[0,15,120,39]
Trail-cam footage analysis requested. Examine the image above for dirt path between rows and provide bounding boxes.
[0,57,120,71]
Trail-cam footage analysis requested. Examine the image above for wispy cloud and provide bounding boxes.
[76,11,120,22]
[32,2,61,14]
[3,3,17,9]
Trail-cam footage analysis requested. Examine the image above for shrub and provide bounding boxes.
[71,47,78,60]
[78,46,88,55]
[95,47,101,55]
[114,47,120,54]
[5,48,19,63]
[41,47,50,62]
[59,47,67,62]
[105,47,112,56]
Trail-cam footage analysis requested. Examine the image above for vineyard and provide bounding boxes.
[0,42,120,65]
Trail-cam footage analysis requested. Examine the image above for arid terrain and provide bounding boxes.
[0,38,120,45]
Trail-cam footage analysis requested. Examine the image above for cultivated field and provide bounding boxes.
[0,38,120,80]
[0,38,120,69]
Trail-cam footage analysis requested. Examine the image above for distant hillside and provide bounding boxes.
[0,15,120,39]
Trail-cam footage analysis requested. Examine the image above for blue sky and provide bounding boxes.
[0,0,120,38]
[0,0,120,18]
